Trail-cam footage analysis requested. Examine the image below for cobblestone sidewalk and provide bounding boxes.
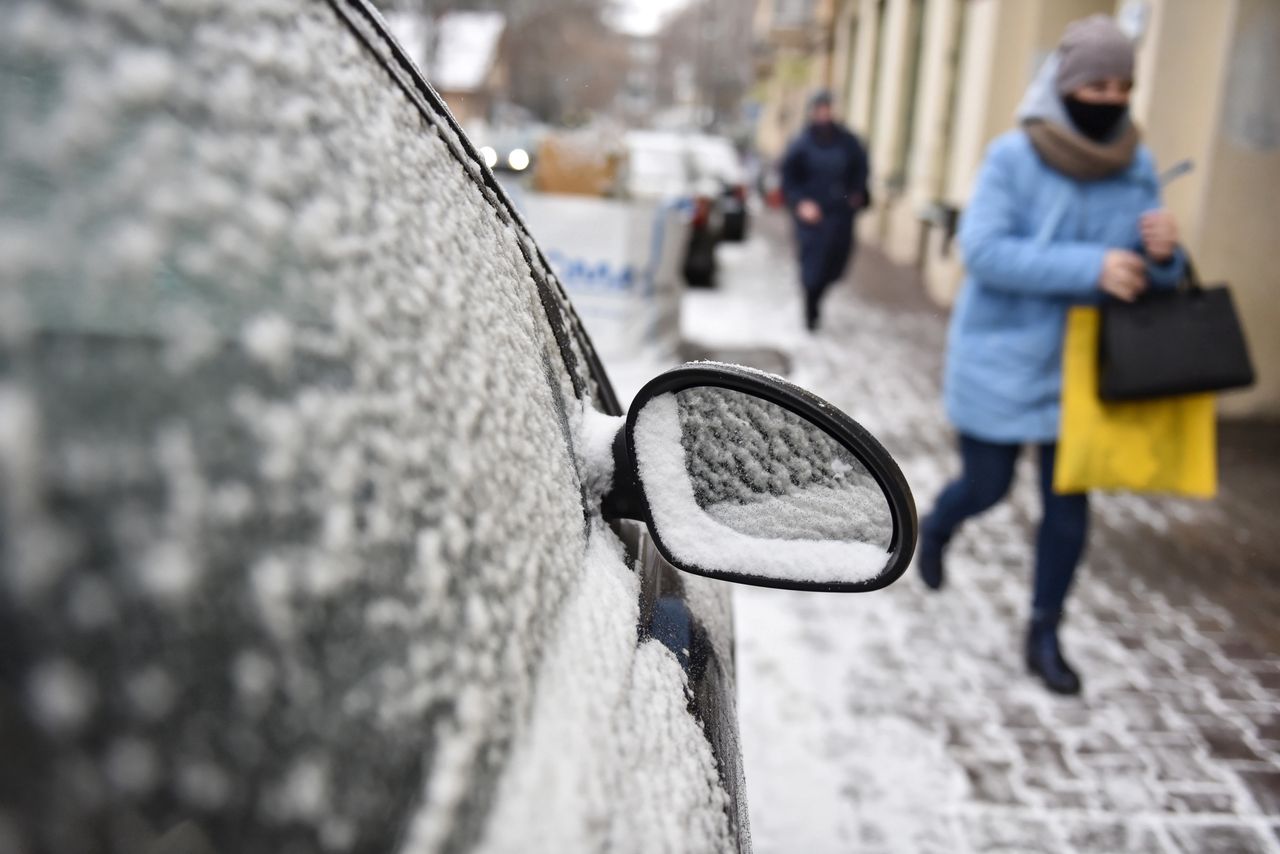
[687,215,1280,854]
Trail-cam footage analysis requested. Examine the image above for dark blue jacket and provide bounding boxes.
[780,124,870,215]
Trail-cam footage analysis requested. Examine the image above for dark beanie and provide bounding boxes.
[1054,15,1135,95]
[809,89,833,110]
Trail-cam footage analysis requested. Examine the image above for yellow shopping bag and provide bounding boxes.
[1055,307,1217,497]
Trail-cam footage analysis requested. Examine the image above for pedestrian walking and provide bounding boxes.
[780,91,870,331]
[918,15,1185,695]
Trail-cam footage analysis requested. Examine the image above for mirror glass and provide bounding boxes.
[632,386,894,585]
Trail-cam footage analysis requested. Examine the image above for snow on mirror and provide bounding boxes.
[633,387,894,585]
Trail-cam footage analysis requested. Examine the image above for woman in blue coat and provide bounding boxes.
[919,16,1185,694]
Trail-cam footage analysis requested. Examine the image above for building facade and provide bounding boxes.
[753,0,837,158]
[757,0,1280,418]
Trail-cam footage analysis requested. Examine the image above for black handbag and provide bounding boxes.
[1098,259,1255,401]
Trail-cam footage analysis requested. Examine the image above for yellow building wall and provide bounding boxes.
[848,0,882,135]
[922,0,1113,303]
[1125,0,1280,417]
[923,0,1035,303]
[1182,0,1280,417]
[830,0,858,114]
[755,0,841,160]
[756,51,824,160]
[1124,0,1233,240]
[878,0,963,268]
[861,0,917,255]
[907,0,962,204]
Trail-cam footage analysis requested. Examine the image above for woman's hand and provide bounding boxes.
[1099,249,1147,302]
[796,199,822,224]
[1140,209,1179,262]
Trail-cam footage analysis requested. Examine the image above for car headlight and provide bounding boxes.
[507,148,530,171]
[479,146,498,169]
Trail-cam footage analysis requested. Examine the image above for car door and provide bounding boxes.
[0,1,741,853]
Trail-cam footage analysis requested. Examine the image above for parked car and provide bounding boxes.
[687,134,751,243]
[0,3,917,854]
[473,124,544,175]
[622,130,722,288]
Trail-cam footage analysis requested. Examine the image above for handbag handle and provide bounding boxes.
[1136,248,1201,294]
[1178,254,1204,294]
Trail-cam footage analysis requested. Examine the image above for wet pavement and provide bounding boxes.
[684,211,1280,853]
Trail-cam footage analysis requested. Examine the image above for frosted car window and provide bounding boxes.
[0,2,593,851]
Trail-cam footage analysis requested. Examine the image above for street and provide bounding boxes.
[681,211,1280,854]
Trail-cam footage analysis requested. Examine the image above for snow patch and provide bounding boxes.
[135,539,200,602]
[706,484,890,547]
[270,755,331,821]
[578,402,624,502]
[67,577,119,630]
[251,555,295,639]
[473,525,732,854]
[232,651,277,706]
[241,313,296,373]
[104,738,160,795]
[125,666,178,722]
[110,48,175,104]
[27,659,96,735]
[0,385,67,599]
[176,760,232,810]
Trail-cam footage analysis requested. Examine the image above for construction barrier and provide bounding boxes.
[521,193,687,373]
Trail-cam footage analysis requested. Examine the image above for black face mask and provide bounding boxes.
[1063,97,1128,142]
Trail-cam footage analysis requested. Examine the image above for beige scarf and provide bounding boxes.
[1023,118,1140,181]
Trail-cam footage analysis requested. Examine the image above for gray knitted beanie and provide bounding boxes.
[1054,15,1135,95]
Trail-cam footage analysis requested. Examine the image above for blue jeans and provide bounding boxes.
[925,434,1088,614]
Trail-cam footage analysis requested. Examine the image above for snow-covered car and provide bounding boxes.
[687,134,751,243]
[622,130,723,288]
[471,124,544,175]
[0,3,916,853]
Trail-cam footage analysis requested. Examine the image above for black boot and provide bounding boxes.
[1026,611,1082,695]
[917,519,948,590]
[804,291,821,331]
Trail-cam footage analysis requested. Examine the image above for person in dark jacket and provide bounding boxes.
[780,91,870,331]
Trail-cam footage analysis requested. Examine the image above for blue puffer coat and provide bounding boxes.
[945,58,1186,444]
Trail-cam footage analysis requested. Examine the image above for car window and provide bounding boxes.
[623,132,694,199]
[0,2,596,851]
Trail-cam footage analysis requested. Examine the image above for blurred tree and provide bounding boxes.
[503,0,625,124]
[374,0,624,125]
[655,0,754,132]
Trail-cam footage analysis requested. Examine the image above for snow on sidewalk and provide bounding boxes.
[684,221,1280,854]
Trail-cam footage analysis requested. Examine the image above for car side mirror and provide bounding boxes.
[602,363,917,592]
